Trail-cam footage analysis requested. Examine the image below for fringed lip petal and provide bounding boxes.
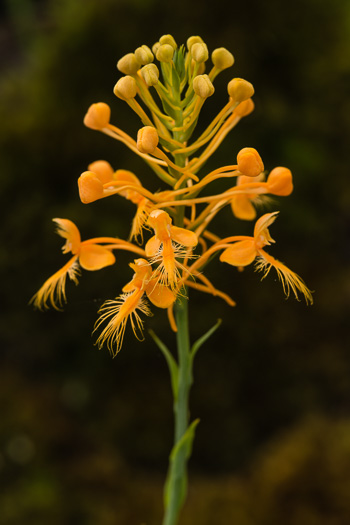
[169,225,198,247]
[219,240,256,266]
[256,249,313,305]
[79,244,116,270]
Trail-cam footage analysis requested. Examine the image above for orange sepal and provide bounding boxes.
[230,195,257,221]
[145,236,162,257]
[78,172,104,203]
[88,161,114,184]
[266,167,293,196]
[79,244,116,271]
[220,240,256,267]
[145,280,176,308]
[170,226,198,247]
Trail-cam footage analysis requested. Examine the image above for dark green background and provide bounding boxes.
[1,0,350,523]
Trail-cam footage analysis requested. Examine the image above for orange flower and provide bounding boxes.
[31,219,116,310]
[145,210,198,289]
[94,258,175,355]
[220,212,313,303]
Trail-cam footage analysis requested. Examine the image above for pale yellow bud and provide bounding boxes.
[211,47,234,70]
[191,42,209,63]
[187,36,204,51]
[141,63,159,86]
[117,53,141,75]
[83,103,111,130]
[227,78,255,102]
[78,171,104,203]
[234,98,255,117]
[237,148,264,177]
[135,45,154,65]
[156,44,174,63]
[193,74,215,98]
[266,167,293,196]
[137,126,159,154]
[159,34,177,49]
[87,161,114,184]
[113,76,137,99]
[152,42,160,55]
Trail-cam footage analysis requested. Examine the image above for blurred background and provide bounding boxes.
[1,0,350,523]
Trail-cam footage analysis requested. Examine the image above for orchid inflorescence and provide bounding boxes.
[32,34,313,356]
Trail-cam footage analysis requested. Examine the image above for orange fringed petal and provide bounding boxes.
[230,195,257,221]
[79,244,116,271]
[220,240,256,267]
[53,218,81,254]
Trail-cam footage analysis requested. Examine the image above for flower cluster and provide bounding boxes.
[32,34,312,355]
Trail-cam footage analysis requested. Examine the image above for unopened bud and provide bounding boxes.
[191,42,209,63]
[78,171,104,203]
[141,63,159,86]
[187,36,203,51]
[156,44,174,63]
[266,167,293,196]
[152,42,160,55]
[237,147,264,177]
[159,34,177,49]
[212,47,234,70]
[117,53,141,75]
[235,98,255,117]
[137,126,159,154]
[113,76,137,99]
[228,78,255,103]
[193,75,215,98]
[135,45,154,65]
[83,103,111,130]
[87,161,114,184]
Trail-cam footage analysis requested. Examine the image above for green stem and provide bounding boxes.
[162,100,194,525]
[162,293,193,525]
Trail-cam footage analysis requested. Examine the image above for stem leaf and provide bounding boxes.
[149,329,179,399]
[163,419,200,513]
[191,319,222,362]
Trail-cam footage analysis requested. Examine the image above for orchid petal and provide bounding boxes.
[145,235,162,257]
[170,226,198,247]
[220,240,256,267]
[79,244,116,271]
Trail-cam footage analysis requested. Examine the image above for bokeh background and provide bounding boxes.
[1,0,350,523]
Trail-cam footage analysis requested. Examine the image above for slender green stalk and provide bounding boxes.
[162,100,194,525]
[162,293,193,525]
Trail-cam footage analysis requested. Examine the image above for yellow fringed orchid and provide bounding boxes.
[219,212,313,303]
[94,258,175,355]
